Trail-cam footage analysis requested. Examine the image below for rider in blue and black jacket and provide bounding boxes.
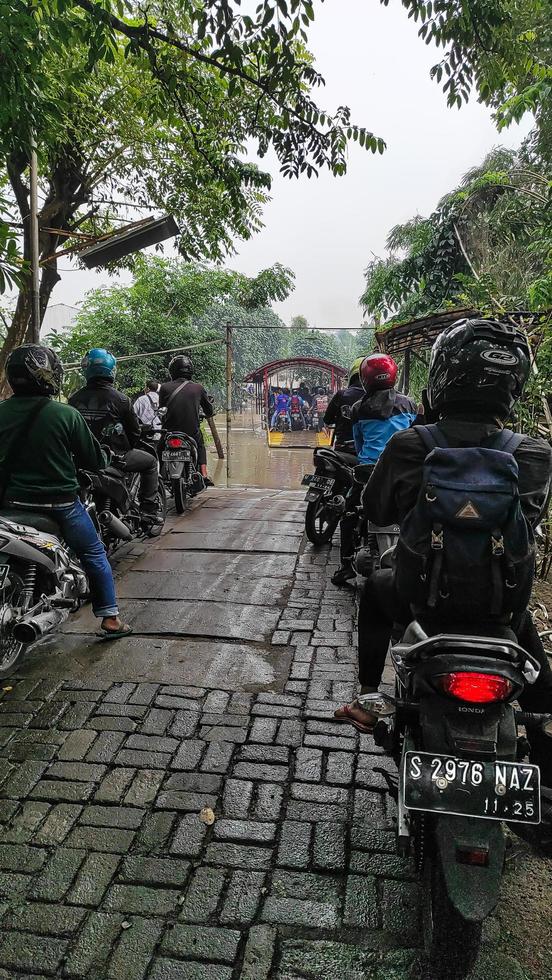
[331,354,417,586]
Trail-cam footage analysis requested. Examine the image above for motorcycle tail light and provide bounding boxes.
[456,845,489,867]
[438,672,513,704]
[167,437,184,448]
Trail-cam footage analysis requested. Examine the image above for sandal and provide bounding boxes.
[334,699,378,733]
[96,624,134,641]
[334,693,395,733]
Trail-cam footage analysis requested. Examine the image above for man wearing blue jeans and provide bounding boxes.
[0,344,131,638]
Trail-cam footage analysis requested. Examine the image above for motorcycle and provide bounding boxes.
[301,446,356,545]
[350,464,400,579]
[368,619,547,978]
[159,428,203,514]
[290,408,304,431]
[81,424,167,552]
[275,409,291,433]
[0,509,88,677]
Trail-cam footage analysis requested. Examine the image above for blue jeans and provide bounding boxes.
[53,499,118,618]
[271,410,289,428]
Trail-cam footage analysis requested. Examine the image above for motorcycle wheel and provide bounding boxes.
[173,478,187,514]
[422,845,482,980]
[0,570,26,678]
[305,498,340,546]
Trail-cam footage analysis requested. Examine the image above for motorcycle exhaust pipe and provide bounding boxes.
[99,511,132,541]
[13,608,64,644]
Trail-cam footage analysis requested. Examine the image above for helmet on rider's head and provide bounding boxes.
[317,386,325,395]
[359,353,398,393]
[82,348,117,382]
[6,344,63,396]
[427,317,530,419]
[349,356,365,386]
[169,354,193,380]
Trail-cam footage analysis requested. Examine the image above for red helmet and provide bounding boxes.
[359,353,398,392]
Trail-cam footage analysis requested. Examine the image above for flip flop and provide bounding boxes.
[96,624,134,641]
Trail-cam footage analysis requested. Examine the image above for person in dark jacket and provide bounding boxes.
[69,349,159,520]
[323,358,364,450]
[159,355,214,483]
[0,344,131,638]
[334,319,552,758]
[331,354,417,586]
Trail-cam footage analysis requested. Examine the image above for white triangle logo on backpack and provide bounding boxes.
[456,500,481,519]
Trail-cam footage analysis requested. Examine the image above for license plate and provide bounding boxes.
[403,751,540,824]
[301,475,335,492]
[162,449,191,461]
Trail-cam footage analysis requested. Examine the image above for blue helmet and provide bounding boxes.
[82,348,117,381]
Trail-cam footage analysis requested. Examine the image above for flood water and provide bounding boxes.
[206,411,316,491]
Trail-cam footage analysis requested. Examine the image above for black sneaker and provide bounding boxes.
[331,564,356,587]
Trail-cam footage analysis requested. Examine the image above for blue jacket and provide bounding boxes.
[352,388,417,464]
[275,393,290,412]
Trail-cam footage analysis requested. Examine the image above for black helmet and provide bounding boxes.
[169,355,193,380]
[6,344,63,396]
[427,317,530,418]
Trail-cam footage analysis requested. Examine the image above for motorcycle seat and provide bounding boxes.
[332,451,359,468]
[0,509,61,536]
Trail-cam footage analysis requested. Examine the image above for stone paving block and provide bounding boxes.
[201,712,250,728]
[31,779,96,803]
[200,725,247,743]
[178,866,226,923]
[161,924,241,962]
[120,856,190,887]
[165,771,222,794]
[170,813,207,858]
[80,804,145,829]
[294,747,323,783]
[286,800,347,823]
[125,768,165,807]
[238,743,290,765]
[232,762,288,783]
[95,703,148,719]
[86,715,137,733]
[103,682,136,704]
[149,960,233,980]
[325,751,355,786]
[277,820,311,869]
[251,703,299,719]
[0,932,68,975]
[30,847,85,901]
[0,842,46,872]
[2,800,50,843]
[249,717,278,744]
[66,826,136,853]
[68,852,121,905]
[220,870,265,925]
[57,729,97,761]
[136,811,176,855]
[291,781,348,806]
[303,733,356,751]
[95,768,136,803]
[129,683,160,705]
[1,761,48,798]
[107,916,164,980]
[105,884,181,916]
[201,741,234,773]
[381,879,420,940]
[171,739,206,770]
[29,701,70,729]
[222,779,253,818]
[34,803,82,845]
[253,782,284,821]
[214,819,276,844]
[350,850,415,879]
[240,925,277,980]
[169,711,202,739]
[203,690,230,714]
[277,938,379,979]
[63,910,124,977]
[343,874,378,929]
[205,842,272,870]
[353,789,388,826]
[115,748,171,769]
[85,731,126,764]
[141,708,173,735]
[48,760,106,782]
[156,790,218,812]
[313,822,346,872]
[5,740,57,762]
[2,900,87,935]
[276,719,304,747]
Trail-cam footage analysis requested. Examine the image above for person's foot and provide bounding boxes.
[140,501,163,524]
[203,476,214,488]
[334,692,394,733]
[98,616,133,639]
[331,564,356,587]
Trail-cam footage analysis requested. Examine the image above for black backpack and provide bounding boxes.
[394,425,535,620]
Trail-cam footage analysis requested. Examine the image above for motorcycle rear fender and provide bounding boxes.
[433,814,505,922]
[0,535,56,572]
[168,461,185,479]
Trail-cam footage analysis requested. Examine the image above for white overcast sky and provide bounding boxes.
[56,0,532,329]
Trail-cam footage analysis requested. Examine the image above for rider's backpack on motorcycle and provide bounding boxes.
[394,424,535,620]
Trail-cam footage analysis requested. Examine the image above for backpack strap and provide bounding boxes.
[484,428,525,455]
[414,424,449,454]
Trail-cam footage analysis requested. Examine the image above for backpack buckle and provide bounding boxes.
[492,533,505,557]
[425,485,437,503]
[431,529,443,550]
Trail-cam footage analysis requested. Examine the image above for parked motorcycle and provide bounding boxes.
[368,620,546,978]
[159,428,203,514]
[0,510,88,677]
[301,446,356,545]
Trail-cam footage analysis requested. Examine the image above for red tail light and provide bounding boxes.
[438,672,513,704]
[167,437,184,448]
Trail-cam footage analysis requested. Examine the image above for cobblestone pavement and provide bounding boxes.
[0,489,538,979]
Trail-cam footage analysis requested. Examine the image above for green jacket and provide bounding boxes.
[0,395,107,507]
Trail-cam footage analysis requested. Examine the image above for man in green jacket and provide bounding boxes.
[0,344,131,639]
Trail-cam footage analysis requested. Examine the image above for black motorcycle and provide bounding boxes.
[159,428,203,514]
[81,425,166,552]
[368,621,547,978]
[301,445,356,545]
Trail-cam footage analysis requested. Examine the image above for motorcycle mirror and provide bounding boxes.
[341,405,352,419]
